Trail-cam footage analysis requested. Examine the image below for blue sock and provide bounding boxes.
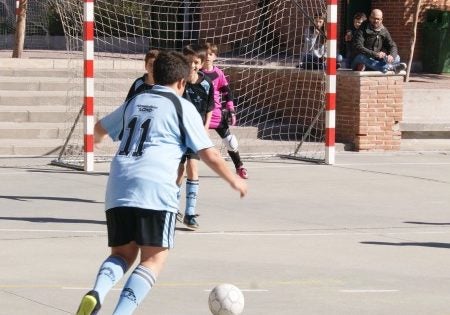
[92,255,128,304]
[112,265,156,315]
[185,179,199,216]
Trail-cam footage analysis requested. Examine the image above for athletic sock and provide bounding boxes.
[185,179,199,216]
[227,150,243,169]
[92,255,128,304]
[112,264,156,315]
[176,184,182,201]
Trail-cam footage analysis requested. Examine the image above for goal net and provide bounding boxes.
[52,0,330,170]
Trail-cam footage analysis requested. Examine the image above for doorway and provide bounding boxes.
[339,0,372,56]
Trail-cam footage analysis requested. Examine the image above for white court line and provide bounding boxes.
[0,228,106,234]
[187,230,450,236]
[340,289,399,293]
[63,287,121,291]
[244,162,450,170]
[203,289,269,292]
[336,162,450,166]
[1,228,450,237]
[62,287,268,293]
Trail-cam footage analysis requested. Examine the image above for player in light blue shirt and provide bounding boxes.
[102,84,212,213]
[76,51,247,315]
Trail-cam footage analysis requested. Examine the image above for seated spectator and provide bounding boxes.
[299,13,327,70]
[351,9,407,73]
[342,12,367,68]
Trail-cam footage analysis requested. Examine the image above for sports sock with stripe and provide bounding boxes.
[112,264,156,314]
[92,255,128,304]
[185,179,199,216]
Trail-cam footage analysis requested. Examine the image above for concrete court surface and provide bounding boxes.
[0,151,449,315]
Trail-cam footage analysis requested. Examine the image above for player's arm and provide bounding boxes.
[198,147,247,197]
[218,73,234,110]
[94,121,109,144]
[204,81,214,129]
[221,85,234,107]
[204,111,212,131]
[94,101,128,143]
[219,84,236,126]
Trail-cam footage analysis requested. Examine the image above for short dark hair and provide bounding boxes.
[182,44,207,62]
[144,49,159,65]
[203,42,218,54]
[153,51,190,85]
[353,12,367,21]
[314,13,326,20]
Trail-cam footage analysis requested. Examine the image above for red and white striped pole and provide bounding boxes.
[83,0,95,171]
[325,0,337,165]
[15,0,19,21]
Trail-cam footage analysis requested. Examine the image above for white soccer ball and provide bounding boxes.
[208,283,245,315]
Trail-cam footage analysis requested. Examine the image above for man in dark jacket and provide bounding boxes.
[351,9,407,73]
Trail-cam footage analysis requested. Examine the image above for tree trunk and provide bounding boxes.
[12,0,27,58]
[406,0,423,82]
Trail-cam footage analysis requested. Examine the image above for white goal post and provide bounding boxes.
[51,0,336,171]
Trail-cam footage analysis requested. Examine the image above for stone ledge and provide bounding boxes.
[338,68,406,77]
[400,122,450,132]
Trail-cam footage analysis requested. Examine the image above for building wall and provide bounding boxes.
[371,0,450,66]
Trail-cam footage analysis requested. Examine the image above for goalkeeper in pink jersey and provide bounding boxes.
[201,42,248,179]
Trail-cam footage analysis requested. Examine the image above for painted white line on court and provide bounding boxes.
[340,289,399,293]
[184,230,450,237]
[203,289,269,292]
[63,287,120,291]
[62,287,268,292]
[0,228,106,234]
[337,162,450,166]
[1,228,450,237]
[247,162,450,169]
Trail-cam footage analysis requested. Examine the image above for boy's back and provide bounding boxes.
[100,86,213,213]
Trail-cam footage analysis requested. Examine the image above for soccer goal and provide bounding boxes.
[52,0,336,171]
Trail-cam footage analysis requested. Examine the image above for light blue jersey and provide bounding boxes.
[100,85,213,213]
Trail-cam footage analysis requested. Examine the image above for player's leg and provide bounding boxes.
[76,207,138,315]
[112,247,168,315]
[112,209,176,314]
[215,125,248,179]
[184,156,200,230]
[176,154,187,187]
[175,154,188,223]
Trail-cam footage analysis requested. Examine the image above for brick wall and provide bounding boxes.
[199,0,449,68]
[336,71,403,151]
[371,0,450,64]
[224,66,325,141]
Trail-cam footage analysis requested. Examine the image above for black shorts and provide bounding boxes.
[180,148,200,164]
[106,207,176,248]
[214,122,231,139]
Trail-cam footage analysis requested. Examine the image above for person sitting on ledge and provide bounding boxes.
[351,9,407,74]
